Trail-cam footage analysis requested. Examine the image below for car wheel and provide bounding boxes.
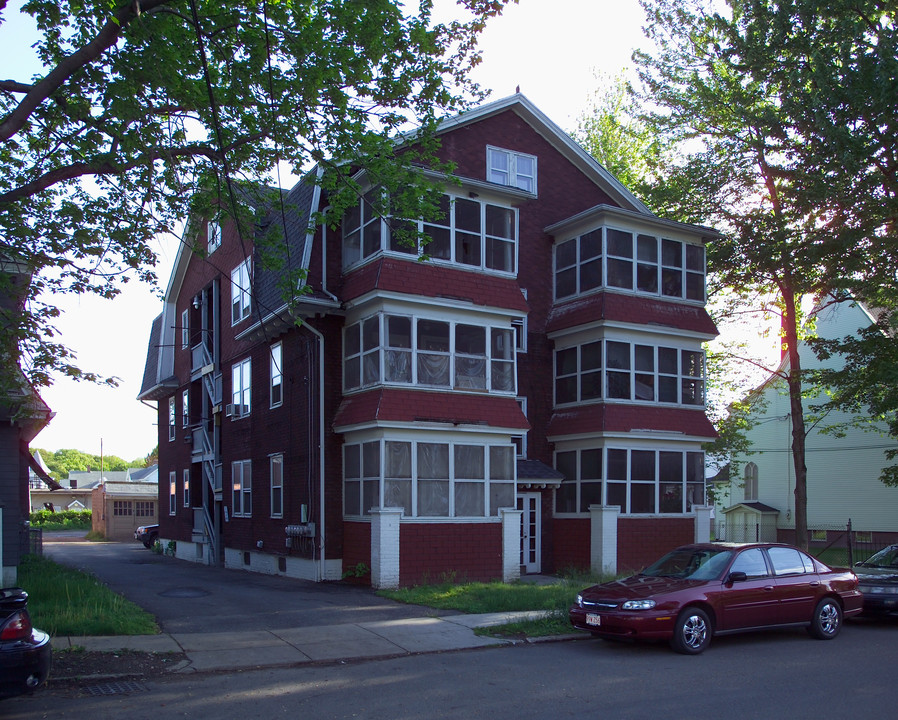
[809,598,842,640]
[670,607,711,654]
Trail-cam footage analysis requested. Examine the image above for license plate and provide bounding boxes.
[586,613,601,627]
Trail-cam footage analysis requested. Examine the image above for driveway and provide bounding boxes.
[42,536,453,634]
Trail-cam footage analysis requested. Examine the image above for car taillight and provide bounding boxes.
[0,610,33,641]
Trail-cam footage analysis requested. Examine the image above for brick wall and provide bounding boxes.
[617,517,695,573]
[552,517,591,572]
[399,523,503,586]
[342,520,371,584]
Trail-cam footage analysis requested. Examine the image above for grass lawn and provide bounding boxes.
[378,571,613,637]
[16,555,159,637]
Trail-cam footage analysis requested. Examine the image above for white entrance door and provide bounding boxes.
[517,493,541,574]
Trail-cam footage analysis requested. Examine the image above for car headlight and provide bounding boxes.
[622,599,656,610]
[576,594,584,607]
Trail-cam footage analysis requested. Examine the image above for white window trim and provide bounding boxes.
[183,468,190,508]
[553,339,705,409]
[181,308,189,349]
[207,217,222,253]
[231,358,251,419]
[169,471,177,515]
[231,258,252,325]
[553,226,706,304]
[168,397,176,442]
[270,342,283,409]
[342,190,519,277]
[487,145,537,194]
[343,313,517,395]
[270,453,284,519]
[342,437,517,520]
[554,445,705,516]
[182,389,189,428]
[231,459,252,517]
[512,397,528,459]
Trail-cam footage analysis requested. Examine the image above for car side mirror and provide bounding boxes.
[727,571,747,584]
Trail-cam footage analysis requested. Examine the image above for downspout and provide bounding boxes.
[303,319,326,582]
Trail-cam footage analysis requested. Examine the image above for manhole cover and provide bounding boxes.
[159,587,210,598]
[83,680,149,696]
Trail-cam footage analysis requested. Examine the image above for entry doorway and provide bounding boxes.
[517,492,541,574]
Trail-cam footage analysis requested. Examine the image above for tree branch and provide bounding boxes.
[0,133,264,204]
[0,0,170,143]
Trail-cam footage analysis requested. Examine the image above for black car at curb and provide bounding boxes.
[855,544,898,615]
[0,587,51,700]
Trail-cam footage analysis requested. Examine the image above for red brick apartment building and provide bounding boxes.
[138,94,718,588]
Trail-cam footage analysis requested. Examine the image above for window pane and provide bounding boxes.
[556,376,577,404]
[636,234,657,262]
[607,449,627,480]
[455,482,484,516]
[556,451,577,513]
[344,445,360,479]
[387,316,411,348]
[686,244,704,271]
[418,480,449,516]
[423,226,451,259]
[631,450,655,481]
[556,238,576,269]
[607,258,633,289]
[580,230,602,260]
[418,320,449,351]
[456,325,486,355]
[607,229,633,258]
[662,267,682,296]
[607,482,626,510]
[486,237,514,272]
[660,482,682,513]
[768,547,807,575]
[455,445,484,478]
[580,259,601,291]
[362,441,380,477]
[659,347,678,374]
[631,483,655,513]
[581,342,602,371]
[485,205,514,238]
[555,267,576,298]
[489,446,514,479]
[662,239,682,267]
[556,347,577,375]
[606,342,630,369]
[456,232,481,266]
[490,483,515,515]
[455,198,480,232]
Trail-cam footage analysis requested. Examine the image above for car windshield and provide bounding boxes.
[641,547,734,581]
[857,546,898,568]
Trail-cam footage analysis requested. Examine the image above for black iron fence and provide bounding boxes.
[714,519,893,568]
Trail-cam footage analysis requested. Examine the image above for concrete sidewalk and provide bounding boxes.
[54,611,565,674]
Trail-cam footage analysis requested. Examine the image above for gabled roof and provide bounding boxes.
[722,501,780,515]
[432,93,652,215]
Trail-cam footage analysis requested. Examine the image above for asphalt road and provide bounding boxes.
[6,615,898,719]
[41,537,457,633]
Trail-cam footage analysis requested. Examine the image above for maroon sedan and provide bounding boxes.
[569,542,863,654]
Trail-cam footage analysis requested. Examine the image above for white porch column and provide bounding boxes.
[589,504,619,576]
[370,507,402,590]
[694,505,713,543]
[500,507,523,583]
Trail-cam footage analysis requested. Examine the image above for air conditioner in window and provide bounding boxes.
[224,404,236,417]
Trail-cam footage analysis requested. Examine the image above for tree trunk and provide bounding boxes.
[781,286,809,550]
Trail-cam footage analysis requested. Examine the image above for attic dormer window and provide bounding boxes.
[487,146,537,194]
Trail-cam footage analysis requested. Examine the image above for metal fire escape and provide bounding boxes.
[189,281,223,565]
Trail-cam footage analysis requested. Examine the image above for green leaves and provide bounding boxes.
[2,0,512,389]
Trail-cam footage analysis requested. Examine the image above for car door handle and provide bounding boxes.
[809,581,820,587]
[764,586,774,592]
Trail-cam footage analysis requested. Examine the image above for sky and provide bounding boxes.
[3,0,654,461]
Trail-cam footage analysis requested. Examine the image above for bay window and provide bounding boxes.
[554,227,705,302]
[344,314,516,394]
[343,190,518,275]
[556,447,705,515]
[344,439,515,519]
[554,340,705,407]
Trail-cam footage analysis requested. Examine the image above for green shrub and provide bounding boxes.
[29,509,92,531]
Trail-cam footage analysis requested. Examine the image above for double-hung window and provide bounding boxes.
[231,460,252,517]
[487,146,537,193]
[270,342,283,408]
[168,397,176,441]
[231,258,252,325]
[270,454,283,518]
[181,309,189,349]
[169,471,176,515]
[207,217,222,253]
[231,358,251,418]
[182,389,189,428]
[183,468,190,508]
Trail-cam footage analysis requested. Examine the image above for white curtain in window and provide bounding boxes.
[455,357,486,388]
[418,353,450,385]
[385,349,411,382]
